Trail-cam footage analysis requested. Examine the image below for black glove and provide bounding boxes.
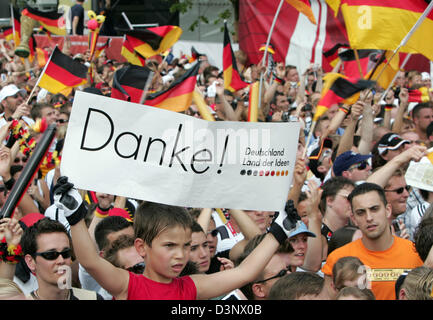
[268,200,300,245]
[53,176,86,226]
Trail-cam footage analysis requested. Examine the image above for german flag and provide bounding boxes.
[11,6,21,45]
[28,35,36,63]
[144,62,200,112]
[323,43,349,69]
[38,47,88,94]
[121,35,146,66]
[22,7,66,36]
[365,50,400,89]
[336,0,433,61]
[314,73,375,121]
[38,26,52,42]
[36,47,50,68]
[3,27,14,42]
[408,87,431,102]
[94,39,111,58]
[223,22,249,93]
[111,64,153,103]
[326,0,342,16]
[189,46,201,63]
[285,0,317,24]
[122,26,182,58]
[339,49,380,78]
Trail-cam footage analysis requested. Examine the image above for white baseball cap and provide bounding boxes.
[0,84,26,103]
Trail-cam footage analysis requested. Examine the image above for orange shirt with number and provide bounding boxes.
[322,236,423,300]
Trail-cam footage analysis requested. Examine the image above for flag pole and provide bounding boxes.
[258,0,285,109]
[10,4,17,50]
[122,12,134,30]
[302,120,317,159]
[373,0,433,83]
[353,49,364,78]
[378,53,412,103]
[25,45,56,104]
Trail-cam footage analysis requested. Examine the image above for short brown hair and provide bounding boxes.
[134,202,193,246]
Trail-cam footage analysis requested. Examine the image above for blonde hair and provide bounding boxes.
[332,256,365,291]
[336,286,375,300]
[401,266,433,300]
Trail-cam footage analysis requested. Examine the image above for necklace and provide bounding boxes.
[32,289,71,300]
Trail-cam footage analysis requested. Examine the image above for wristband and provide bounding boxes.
[65,202,88,226]
[0,239,23,264]
[274,77,283,84]
[268,223,288,245]
[339,106,349,114]
[384,104,393,111]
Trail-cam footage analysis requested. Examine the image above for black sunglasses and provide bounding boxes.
[34,248,72,260]
[56,119,68,124]
[254,267,289,284]
[349,160,369,171]
[127,262,145,274]
[14,156,28,163]
[384,185,411,194]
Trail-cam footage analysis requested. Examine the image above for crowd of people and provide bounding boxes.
[0,19,433,301]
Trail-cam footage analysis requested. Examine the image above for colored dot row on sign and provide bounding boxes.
[240,169,290,177]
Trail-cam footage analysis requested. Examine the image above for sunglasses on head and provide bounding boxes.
[34,248,72,260]
[126,262,145,274]
[349,160,369,171]
[384,185,411,194]
[254,267,289,284]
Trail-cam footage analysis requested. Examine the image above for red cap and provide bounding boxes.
[20,213,45,227]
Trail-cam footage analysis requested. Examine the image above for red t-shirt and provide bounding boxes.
[127,272,197,300]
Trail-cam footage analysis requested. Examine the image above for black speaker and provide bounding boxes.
[95,0,179,36]
[0,1,11,24]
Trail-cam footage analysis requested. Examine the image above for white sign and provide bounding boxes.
[405,158,433,192]
[61,92,300,211]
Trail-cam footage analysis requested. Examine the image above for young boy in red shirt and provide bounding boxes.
[54,176,299,300]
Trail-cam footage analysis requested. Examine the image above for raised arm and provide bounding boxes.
[366,144,427,187]
[357,93,374,155]
[0,217,23,280]
[302,180,323,272]
[215,81,237,121]
[287,158,307,206]
[336,101,364,156]
[196,208,213,233]
[227,209,263,262]
[391,88,409,134]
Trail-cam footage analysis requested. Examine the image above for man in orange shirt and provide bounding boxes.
[322,183,423,300]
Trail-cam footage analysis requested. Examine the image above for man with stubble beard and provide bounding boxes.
[322,183,423,300]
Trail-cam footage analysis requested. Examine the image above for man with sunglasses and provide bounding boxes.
[332,151,372,184]
[0,84,34,130]
[21,218,103,300]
